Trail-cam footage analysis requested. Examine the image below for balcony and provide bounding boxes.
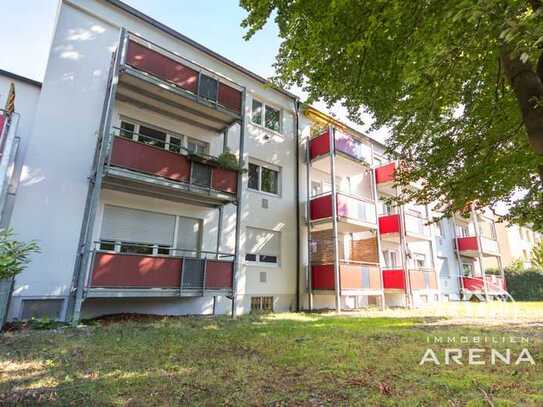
[117,34,243,134]
[455,236,500,257]
[103,131,238,207]
[462,275,506,294]
[311,262,382,294]
[86,244,234,298]
[309,192,377,232]
[309,128,371,165]
[378,213,430,241]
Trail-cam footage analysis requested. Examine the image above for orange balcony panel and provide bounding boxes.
[126,40,199,94]
[205,260,233,290]
[91,253,182,288]
[311,264,335,290]
[456,236,479,252]
[340,264,381,290]
[375,162,396,184]
[211,167,238,194]
[379,214,401,234]
[110,137,190,182]
[383,269,405,290]
[309,129,331,160]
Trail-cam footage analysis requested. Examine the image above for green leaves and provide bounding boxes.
[241,0,543,229]
[0,228,40,280]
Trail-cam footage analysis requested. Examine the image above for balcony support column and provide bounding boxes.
[370,143,386,310]
[329,126,341,313]
[305,131,313,311]
[472,208,489,301]
[67,28,127,325]
[453,219,466,299]
[231,88,247,318]
[398,182,413,308]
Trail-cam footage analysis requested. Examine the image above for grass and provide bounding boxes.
[1,302,543,406]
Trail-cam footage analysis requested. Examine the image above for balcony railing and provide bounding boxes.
[309,128,370,164]
[382,268,437,290]
[455,236,500,256]
[106,129,238,197]
[462,275,506,293]
[309,192,376,226]
[88,242,234,294]
[124,37,242,115]
[311,262,381,291]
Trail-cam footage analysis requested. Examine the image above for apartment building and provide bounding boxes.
[0,0,515,323]
[496,223,542,269]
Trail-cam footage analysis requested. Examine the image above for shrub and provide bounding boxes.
[216,149,245,172]
[504,268,543,301]
[0,228,40,280]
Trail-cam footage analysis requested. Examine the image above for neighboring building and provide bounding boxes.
[0,0,517,323]
[496,223,542,269]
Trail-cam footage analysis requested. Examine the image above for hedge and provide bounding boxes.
[504,269,543,301]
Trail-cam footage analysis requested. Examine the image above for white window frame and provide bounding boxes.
[251,98,282,134]
[119,117,208,156]
[247,159,282,196]
[245,227,281,267]
[383,250,399,268]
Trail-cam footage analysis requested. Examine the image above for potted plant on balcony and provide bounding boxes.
[216,148,245,172]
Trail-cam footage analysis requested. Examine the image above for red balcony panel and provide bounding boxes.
[218,82,242,114]
[0,114,5,137]
[91,253,181,288]
[309,129,331,160]
[456,236,479,252]
[375,162,396,184]
[462,276,484,292]
[310,194,333,221]
[110,137,190,182]
[211,167,238,194]
[383,269,405,290]
[379,214,401,234]
[205,260,233,289]
[126,40,199,94]
[312,264,335,290]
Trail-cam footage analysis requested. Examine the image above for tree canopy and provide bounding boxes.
[240,0,543,230]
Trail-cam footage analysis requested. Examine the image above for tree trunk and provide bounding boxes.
[501,49,543,157]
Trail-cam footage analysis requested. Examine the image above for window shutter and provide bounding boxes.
[101,206,175,245]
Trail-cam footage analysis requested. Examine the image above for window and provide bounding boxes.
[247,161,280,195]
[311,181,322,196]
[414,253,426,269]
[245,227,280,265]
[21,299,64,320]
[251,296,274,312]
[198,74,218,103]
[120,121,135,139]
[139,125,167,149]
[383,250,398,268]
[462,263,473,276]
[187,138,209,155]
[457,224,470,238]
[251,98,281,133]
[100,205,176,255]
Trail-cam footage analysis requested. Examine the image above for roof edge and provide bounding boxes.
[0,69,42,88]
[103,0,298,100]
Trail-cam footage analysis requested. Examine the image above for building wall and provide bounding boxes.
[496,223,542,269]
[7,0,297,320]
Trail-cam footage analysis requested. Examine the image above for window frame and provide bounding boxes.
[250,98,282,134]
[247,159,281,196]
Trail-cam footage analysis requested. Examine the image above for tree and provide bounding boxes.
[532,240,543,269]
[0,228,40,280]
[240,0,543,229]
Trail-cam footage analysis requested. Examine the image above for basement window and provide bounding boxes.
[21,299,64,320]
[251,296,274,312]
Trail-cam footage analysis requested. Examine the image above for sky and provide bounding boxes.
[0,0,388,143]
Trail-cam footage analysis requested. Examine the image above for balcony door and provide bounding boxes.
[176,216,202,258]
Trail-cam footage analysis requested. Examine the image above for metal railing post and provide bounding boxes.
[329,126,341,313]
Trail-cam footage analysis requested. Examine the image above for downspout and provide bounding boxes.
[294,100,301,311]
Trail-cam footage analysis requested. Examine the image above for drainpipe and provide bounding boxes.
[305,117,314,311]
[294,100,301,311]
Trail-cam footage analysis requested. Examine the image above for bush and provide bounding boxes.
[216,149,244,172]
[504,269,543,301]
[0,228,40,280]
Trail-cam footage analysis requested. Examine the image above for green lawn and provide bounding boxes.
[1,302,543,406]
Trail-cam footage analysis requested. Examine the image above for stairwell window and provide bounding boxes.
[251,98,281,133]
[248,160,280,195]
[245,227,280,265]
